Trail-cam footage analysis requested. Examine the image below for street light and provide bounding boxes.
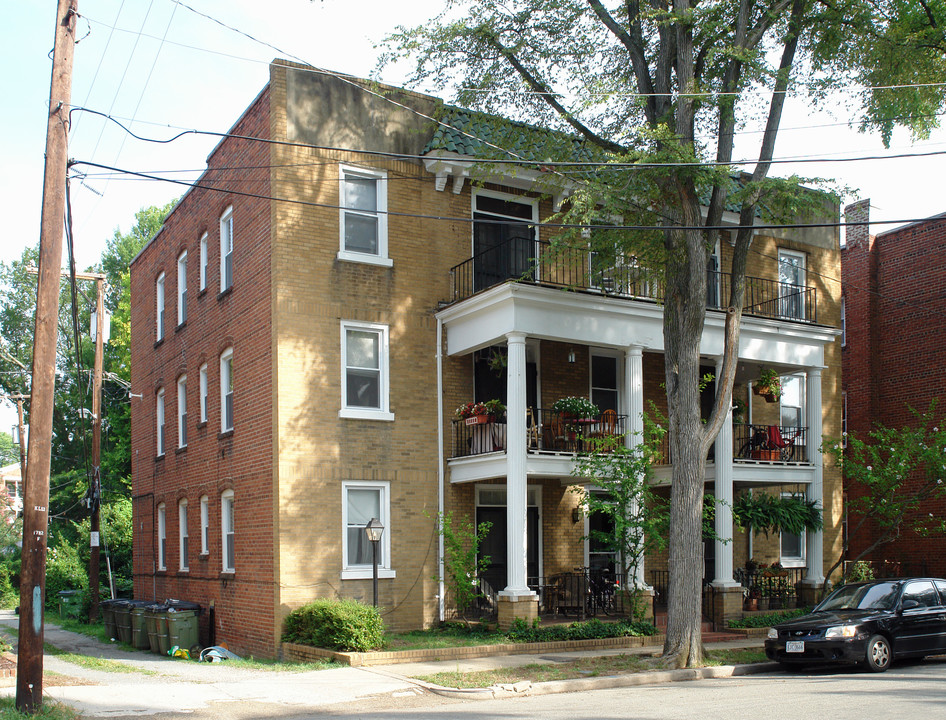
[364,518,384,607]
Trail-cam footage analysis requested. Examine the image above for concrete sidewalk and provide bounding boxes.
[0,611,770,717]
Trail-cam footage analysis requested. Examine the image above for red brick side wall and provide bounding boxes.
[130,87,275,657]
[842,201,946,575]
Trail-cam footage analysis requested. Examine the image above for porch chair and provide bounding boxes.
[588,408,620,450]
[544,413,567,451]
[766,424,803,461]
[526,407,540,450]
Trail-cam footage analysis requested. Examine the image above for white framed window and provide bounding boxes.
[840,295,846,347]
[341,481,395,580]
[221,489,235,572]
[778,248,807,320]
[200,495,209,555]
[177,251,187,325]
[590,350,621,414]
[155,272,165,341]
[199,363,208,423]
[199,233,208,292]
[841,391,848,449]
[156,388,166,457]
[179,499,189,571]
[177,375,187,448]
[780,493,806,568]
[779,374,805,431]
[338,165,391,266]
[220,206,233,292]
[340,322,393,421]
[220,347,234,432]
[157,503,167,571]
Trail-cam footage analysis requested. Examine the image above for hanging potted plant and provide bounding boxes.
[753,368,782,403]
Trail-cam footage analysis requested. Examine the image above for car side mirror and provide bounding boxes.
[900,598,920,612]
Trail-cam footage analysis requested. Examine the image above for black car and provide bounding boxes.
[765,578,946,672]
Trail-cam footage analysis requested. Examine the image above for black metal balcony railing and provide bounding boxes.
[451,409,628,459]
[733,423,808,463]
[449,237,817,323]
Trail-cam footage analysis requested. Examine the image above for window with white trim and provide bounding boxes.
[156,272,165,341]
[338,165,390,265]
[340,322,393,420]
[199,363,208,423]
[199,233,208,292]
[156,388,166,457]
[220,348,234,432]
[177,251,187,325]
[200,495,209,555]
[221,490,235,572]
[179,499,189,571]
[779,374,805,431]
[157,503,167,571]
[177,375,187,448]
[778,249,807,320]
[220,206,233,292]
[341,481,394,579]
[780,492,806,567]
[840,295,846,347]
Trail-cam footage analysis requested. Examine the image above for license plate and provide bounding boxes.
[786,641,805,653]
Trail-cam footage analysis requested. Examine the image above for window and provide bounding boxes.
[157,503,167,571]
[179,499,189,571]
[221,490,234,572]
[156,388,166,456]
[341,482,394,579]
[780,493,806,567]
[841,391,848,449]
[338,165,390,265]
[587,491,620,574]
[779,374,804,431]
[590,352,620,413]
[177,375,187,448]
[220,348,233,432]
[200,495,209,555]
[177,251,187,325]
[220,206,233,292]
[199,363,208,423]
[199,233,208,292]
[472,190,537,293]
[778,249,807,320]
[155,272,165,341]
[340,322,393,420]
[840,295,846,347]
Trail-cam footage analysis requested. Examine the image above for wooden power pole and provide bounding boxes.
[17,0,77,712]
[89,276,105,622]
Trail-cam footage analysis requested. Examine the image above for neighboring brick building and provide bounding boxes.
[841,200,946,576]
[130,60,844,657]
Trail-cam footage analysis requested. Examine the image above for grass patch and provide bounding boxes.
[414,647,767,688]
[0,696,82,720]
[42,643,155,675]
[385,623,507,651]
[57,618,114,644]
[727,607,810,629]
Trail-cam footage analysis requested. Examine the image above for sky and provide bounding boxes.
[3,0,946,431]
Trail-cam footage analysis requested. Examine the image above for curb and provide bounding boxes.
[417,661,781,700]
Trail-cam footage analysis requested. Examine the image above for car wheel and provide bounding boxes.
[864,634,891,672]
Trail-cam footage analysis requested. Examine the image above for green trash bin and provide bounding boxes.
[57,590,82,619]
[128,600,153,650]
[144,603,169,655]
[99,599,121,640]
[113,600,134,645]
[165,600,202,655]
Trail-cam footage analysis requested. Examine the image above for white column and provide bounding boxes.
[501,332,532,596]
[805,367,825,584]
[713,359,738,587]
[624,346,647,588]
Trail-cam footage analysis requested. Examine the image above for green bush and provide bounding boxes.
[45,540,88,608]
[282,598,384,652]
[727,607,810,628]
[505,617,657,643]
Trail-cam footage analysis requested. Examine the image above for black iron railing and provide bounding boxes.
[735,566,806,609]
[528,569,630,618]
[448,237,817,323]
[733,423,808,463]
[451,408,628,458]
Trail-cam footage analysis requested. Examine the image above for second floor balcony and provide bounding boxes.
[447,236,817,324]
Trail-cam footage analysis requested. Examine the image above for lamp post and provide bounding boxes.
[364,518,384,607]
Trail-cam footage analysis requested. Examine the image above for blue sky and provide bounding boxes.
[3,1,946,429]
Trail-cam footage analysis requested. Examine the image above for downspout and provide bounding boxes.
[436,316,445,622]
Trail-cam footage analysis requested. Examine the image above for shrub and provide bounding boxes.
[282,598,384,652]
[45,540,88,607]
[505,617,657,643]
[727,607,810,628]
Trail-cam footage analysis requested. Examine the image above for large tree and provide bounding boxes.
[384,1,936,666]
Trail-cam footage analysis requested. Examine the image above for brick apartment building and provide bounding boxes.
[130,60,844,658]
[841,200,946,576]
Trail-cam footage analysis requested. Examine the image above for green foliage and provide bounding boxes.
[45,536,88,609]
[733,492,823,536]
[282,598,384,652]
[727,607,811,629]
[845,560,875,583]
[552,396,599,417]
[433,512,492,621]
[0,432,17,467]
[506,617,657,643]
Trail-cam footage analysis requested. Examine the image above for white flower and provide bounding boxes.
[867,465,872,471]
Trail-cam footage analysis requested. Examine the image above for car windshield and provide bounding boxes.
[816,582,900,611]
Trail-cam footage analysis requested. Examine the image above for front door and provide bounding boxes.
[472,192,537,293]
[476,500,540,593]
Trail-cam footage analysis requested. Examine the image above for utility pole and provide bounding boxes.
[89,276,104,622]
[17,0,77,713]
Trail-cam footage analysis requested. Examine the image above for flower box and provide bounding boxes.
[464,415,491,426]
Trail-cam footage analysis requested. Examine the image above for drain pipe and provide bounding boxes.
[436,316,445,623]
